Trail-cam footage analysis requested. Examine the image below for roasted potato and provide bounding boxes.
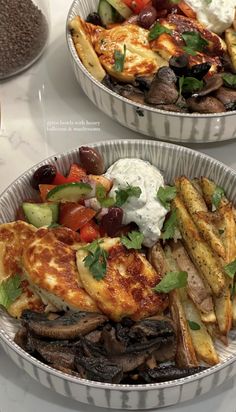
[225,28,236,71]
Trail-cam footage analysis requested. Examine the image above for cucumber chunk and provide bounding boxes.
[105,0,132,18]
[46,182,92,203]
[22,203,59,228]
[98,0,114,26]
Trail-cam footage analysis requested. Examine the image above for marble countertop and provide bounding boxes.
[1,0,236,410]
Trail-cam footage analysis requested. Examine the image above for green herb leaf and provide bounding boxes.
[212,186,224,209]
[114,44,126,72]
[179,76,203,95]
[162,209,178,240]
[224,259,236,279]
[188,320,201,330]
[222,73,236,89]
[0,274,22,309]
[154,271,188,293]
[182,31,208,56]
[170,0,181,3]
[96,184,115,207]
[219,229,225,235]
[205,0,212,4]
[157,186,177,209]
[148,23,172,41]
[121,231,144,250]
[115,184,141,207]
[83,240,108,280]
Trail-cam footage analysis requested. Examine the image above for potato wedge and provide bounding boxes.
[207,323,228,346]
[225,28,236,71]
[179,288,219,365]
[148,242,168,278]
[176,176,208,215]
[171,240,215,321]
[173,196,226,296]
[69,17,106,82]
[169,289,199,367]
[214,286,232,335]
[192,211,225,259]
[218,203,236,263]
[200,177,229,210]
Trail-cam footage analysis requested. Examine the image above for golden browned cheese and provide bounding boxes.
[0,221,44,317]
[76,238,168,321]
[150,14,226,76]
[22,228,99,312]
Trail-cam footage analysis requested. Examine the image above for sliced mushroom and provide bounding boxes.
[154,104,188,113]
[75,356,123,383]
[187,96,226,113]
[145,68,179,105]
[120,87,145,105]
[194,75,223,97]
[22,311,108,340]
[139,365,207,383]
[214,86,236,110]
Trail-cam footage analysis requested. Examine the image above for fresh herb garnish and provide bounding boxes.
[188,320,201,330]
[115,184,141,207]
[179,76,203,95]
[224,259,236,280]
[222,73,236,89]
[157,186,177,209]
[83,240,108,280]
[162,209,178,240]
[114,44,126,72]
[212,186,224,209]
[121,231,144,250]
[219,229,225,235]
[154,271,188,293]
[204,0,212,4]
[96,184,115,207]
[148,23,172,41]
[182,31,208,56]
[0,274,22,309]
[170,0,181,3]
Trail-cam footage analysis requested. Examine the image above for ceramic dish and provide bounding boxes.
[0,139,236,410]
[66,0,236,144]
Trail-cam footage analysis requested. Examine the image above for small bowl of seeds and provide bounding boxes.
[0,0,50,80]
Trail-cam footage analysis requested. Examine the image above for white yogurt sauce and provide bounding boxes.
[105,158,168,247]
[185,0,236,34]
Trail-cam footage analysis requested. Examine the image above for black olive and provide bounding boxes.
[186,62,211,80]
[100,208,123,237]
[138,6,158,29]
[169,54,189,76]
[79,146,105,175]
[86,12,103,26]
[31,164,57,190]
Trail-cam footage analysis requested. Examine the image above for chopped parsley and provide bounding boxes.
[157,186,177,209]
[212,186,224,209]
[114,44,126,72]
[222,73,236,89]
[179,76,203,95]
[83,240,108,280]
[182,31,208,56]
[154,271,188,293]
[162,209,178,240]
[148,23,172,41]
[115,184,141,207]
[121,231,144,250]
[188,320,201,330]
[0,274,22,309]
[224,259,236,280]
[96,184,115,207]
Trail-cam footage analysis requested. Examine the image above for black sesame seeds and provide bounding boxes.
[0,0,49,79]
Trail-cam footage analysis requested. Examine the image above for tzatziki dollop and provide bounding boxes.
[185,0,236,34]
[105,158,168,247]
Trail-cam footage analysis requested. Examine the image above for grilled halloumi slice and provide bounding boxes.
[0,221,44,317]
[22,228,99,313]
[95,24,168,82]
[225,28,236,71]
[69,16,106,82]
[70,17,168,83]
[150,14,226,76]
[76,237,168,321]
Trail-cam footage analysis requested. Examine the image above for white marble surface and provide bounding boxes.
[1,0,236,410]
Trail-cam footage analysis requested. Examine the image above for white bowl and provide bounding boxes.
[66,0,236,144]
[0,139,236,409]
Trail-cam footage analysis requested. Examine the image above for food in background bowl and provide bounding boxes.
[68,0,236,114]
[1,144,236,387]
